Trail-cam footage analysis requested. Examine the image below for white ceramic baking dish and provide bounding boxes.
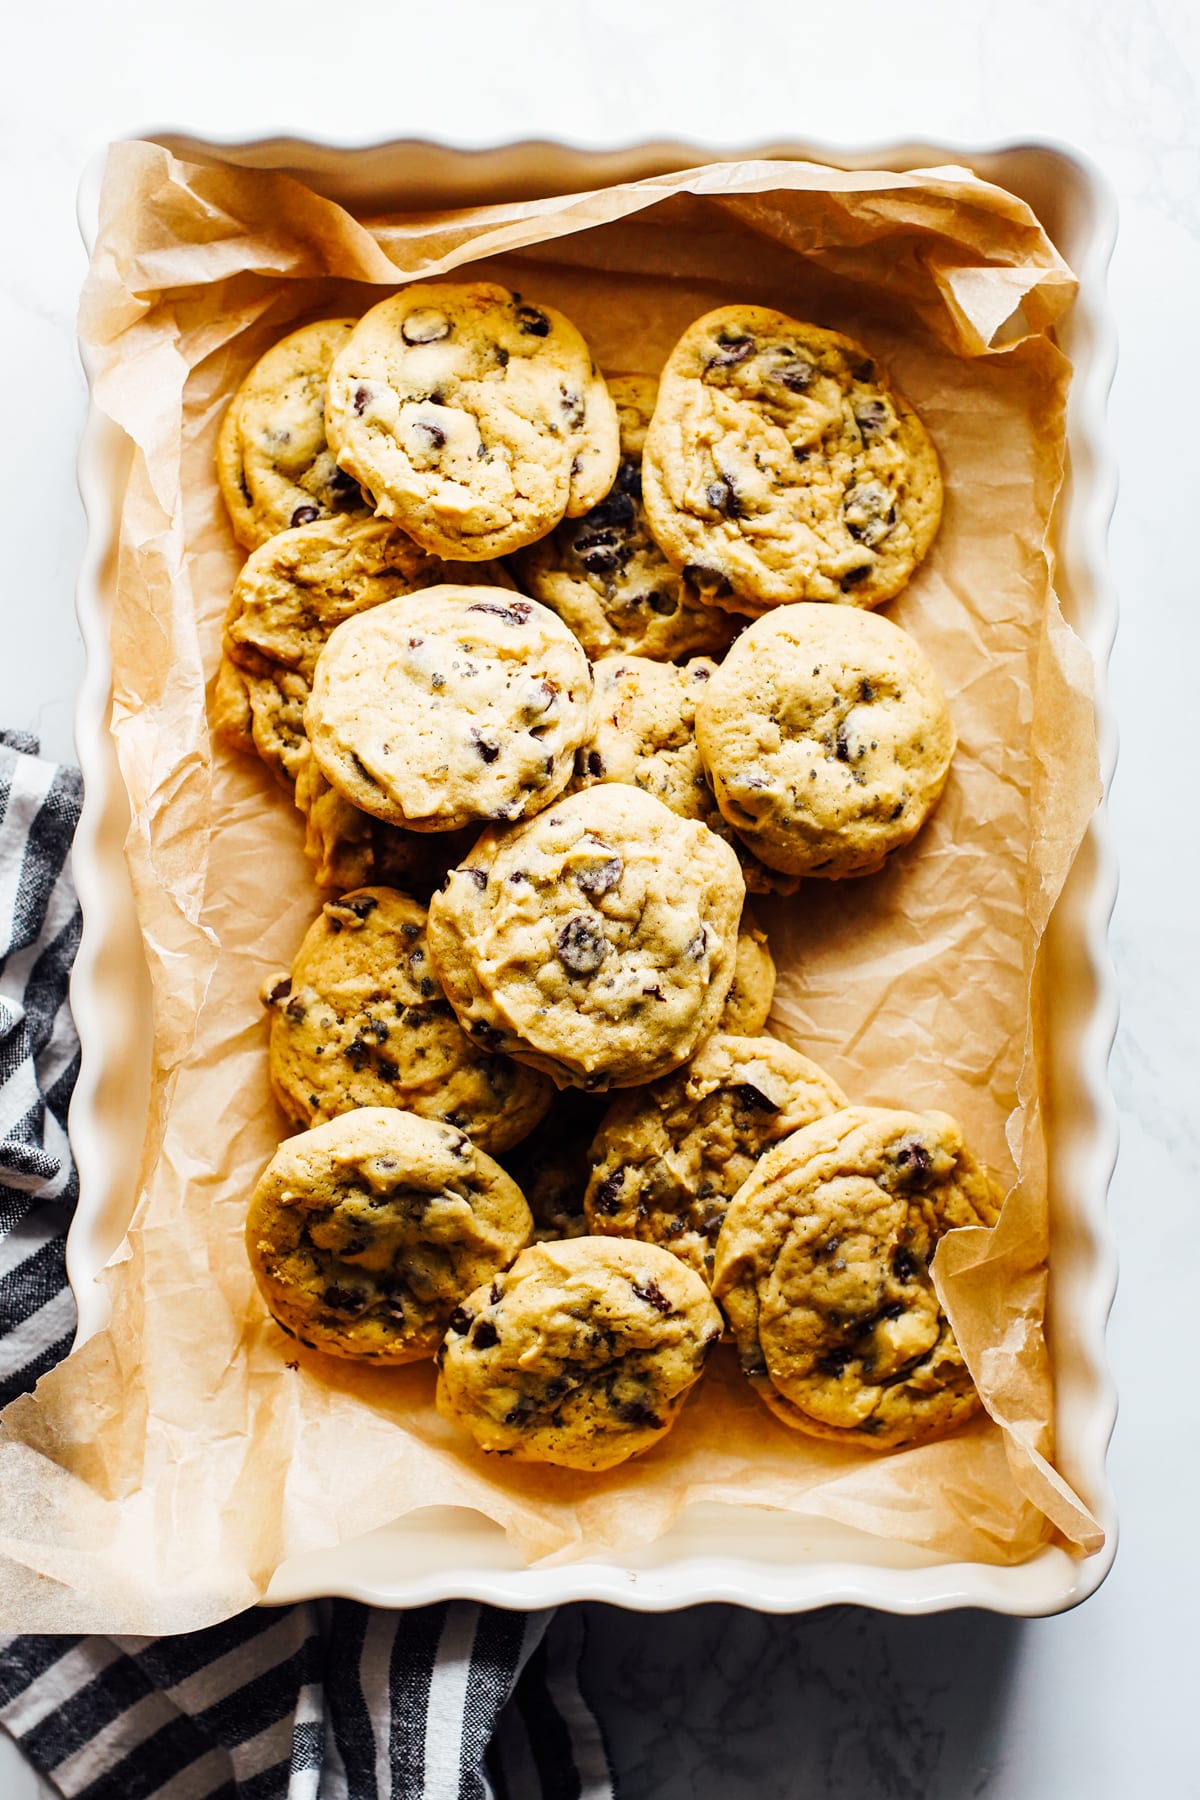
[69,134,1119,1617]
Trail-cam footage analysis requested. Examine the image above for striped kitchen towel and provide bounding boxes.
[0,733,613,1800]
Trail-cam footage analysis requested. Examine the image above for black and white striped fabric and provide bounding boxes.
[0,734,614,1800]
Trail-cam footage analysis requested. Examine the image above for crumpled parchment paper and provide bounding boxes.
[0,142,1102,1632]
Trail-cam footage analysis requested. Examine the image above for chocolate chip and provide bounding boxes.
[835,722,852,763]
[323,1284,368,1315]
[844,482,896,548]
[345,894,378,920]
[575,855,623,898]
[860,678,876,703]
[466,601,532,626]
[894,1140,933,1184]
[468,1018,507,1052]
[265,977,291,1005]
[642,984,666,1002]
[496,347,509,367]
[353,385,371,414]
[402,307,450,345]
[375,1055,399,1082]
[515,305,551,337]
[854,398,890,438]
[776,359,816,394]
[586,489,636,532]
[840,566,872,590]
[414,419,446,451]
[707,333,754,369]
[817,1346,853,1377]
[290,504,320,528]
[463,868,488,890]
[284,996,307,1022]
[490,1281,503,1304]
[580,546,621,575]
[615,460,642,499]
[706,480,731,512]
[646,590,677,615]
[470,728,500,764]
[560,386,584,427]
[345,1039,370,1071]
[448,1307,473,1334]
[631,1279,673,1315]
[734,1081,780,1113]
[592,1170,624,1215]
[889,799,906,821]
[686,929,708,960]
[613,1398,663,1428]
[557,915,608,977]
[471,1319,500,1348]
[585,750,604,777]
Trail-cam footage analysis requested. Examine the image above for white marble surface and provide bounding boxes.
[1,0,1196,1794]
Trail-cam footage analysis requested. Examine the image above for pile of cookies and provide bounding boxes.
[220,280,998,1475]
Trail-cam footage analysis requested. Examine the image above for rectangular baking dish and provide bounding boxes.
[69,134,1119,1616]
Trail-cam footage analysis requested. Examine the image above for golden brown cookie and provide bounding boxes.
[435,1237,722,1469]
[325,282,619,560]
[217,319,369,550]
[262,888,553,1154]
[584,1034,846,1281]
[246,1108,533,1364]
[695,604,955,878]
[426,785,746,1091]
[642,307,942,613]
[712,1106,999,1449]
[513,374,740,661]
[306,588,593,831]
[719,906,776,1034]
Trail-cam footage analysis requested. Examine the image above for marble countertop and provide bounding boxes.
[2,0,1195,1793]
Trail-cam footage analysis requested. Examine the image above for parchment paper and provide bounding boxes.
[0,142,1104,1632]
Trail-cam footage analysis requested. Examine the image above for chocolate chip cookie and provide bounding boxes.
[514,374,739,660]
[246,1108,533,1364]
[570,654,797,897]
[712,1106,1000,1448]
[325,282,619,560]
[695,604,956,877]
[435,1237,722,1469]
[217,318,369,550]
[642,307,942,612]
[585,1034,847,1281]
[426,785,746,1091]
[262,887,552,1153]
[306,587,592,831]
